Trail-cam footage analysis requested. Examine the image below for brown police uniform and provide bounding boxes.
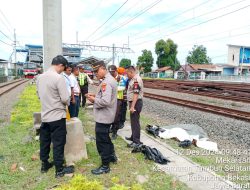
[127,74,143,144]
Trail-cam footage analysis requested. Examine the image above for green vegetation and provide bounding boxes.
[0,85,189,190]
[119,58,132,68]
[155,38,180,70]
[137,50,154,73]
[186,45,211,64]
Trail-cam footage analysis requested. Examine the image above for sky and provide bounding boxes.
[0,0,250,69]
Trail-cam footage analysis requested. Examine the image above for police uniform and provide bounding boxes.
[91,62,117,174]
[127,74,143,144]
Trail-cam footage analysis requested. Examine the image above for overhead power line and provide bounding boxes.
[92,0,163,43]
[132,4,250,46]
[134,0,248,41]
[0,29,13,42]
[132,0,213,38]
[181,31,250,47]
[0,8,13,34]
[97,0,141,36]
[0,39,12,46]
[86,0,129,40]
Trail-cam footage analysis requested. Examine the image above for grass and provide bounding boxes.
[0,84,190,190]
[139,114,250,186]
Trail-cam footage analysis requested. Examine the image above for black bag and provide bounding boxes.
[146,125,161,137]
[140,145,170,165]
[179,140,192,148]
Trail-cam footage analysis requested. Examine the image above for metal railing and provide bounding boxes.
[205,74,250,82]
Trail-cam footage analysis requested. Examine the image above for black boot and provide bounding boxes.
[55,165,74,178]
[91,165,110,175]
[41,161,53,173]
[110,154,117,164]
[125,136,132,141]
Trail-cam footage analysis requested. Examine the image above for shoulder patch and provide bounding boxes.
[102,83,107,92]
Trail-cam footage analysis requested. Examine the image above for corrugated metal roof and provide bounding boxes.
[155,66,172,72]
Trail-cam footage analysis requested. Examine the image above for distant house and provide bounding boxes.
[154,66,174,78]
[177,64,222,79]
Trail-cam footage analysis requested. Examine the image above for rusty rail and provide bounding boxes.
[144,92,250,122]
[144,80,250,103]
[0,79,29,96]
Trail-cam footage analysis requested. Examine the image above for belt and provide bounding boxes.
[74,93,80,96]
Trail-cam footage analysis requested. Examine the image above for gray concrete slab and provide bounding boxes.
[118,125,240,190]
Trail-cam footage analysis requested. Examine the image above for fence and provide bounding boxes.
[0,68,24,83]
[205,74,250,82]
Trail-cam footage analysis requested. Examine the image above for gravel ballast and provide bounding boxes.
[144,88,250,112]
[0,81,28,127]
[142,97,250,151]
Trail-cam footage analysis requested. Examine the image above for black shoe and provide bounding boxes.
[110,154,118,164]
[112,133,117,140]
[125,136,132,141]
[91,165,110,175]
[41,161,53,173]
[55,166,74,178]
[127,142,142,148]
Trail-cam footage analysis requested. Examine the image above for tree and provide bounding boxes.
[119,58,131,68]
[137,49,154,73]
[186,45,211,64]
[155,38,180,70]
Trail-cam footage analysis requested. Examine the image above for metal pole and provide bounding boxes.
[43,0,62,71]
[14,29,17,77]
[76,31,78,44]
[112,43,115,65]
[240,47,244,76]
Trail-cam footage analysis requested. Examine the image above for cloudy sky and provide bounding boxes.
[0,0,250,68]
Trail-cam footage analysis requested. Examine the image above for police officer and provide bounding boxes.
[125,66,143,148]
[108,65,128,140]
[78,65,93,107]
[36,55,74,178]
[86,61,117,175]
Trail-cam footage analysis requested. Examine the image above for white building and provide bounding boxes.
[227,44,250,75]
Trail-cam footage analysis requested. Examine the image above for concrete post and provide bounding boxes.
[43,0,62,71]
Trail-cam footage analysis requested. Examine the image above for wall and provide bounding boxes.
[223,68,234,75]
[228,46,240,66]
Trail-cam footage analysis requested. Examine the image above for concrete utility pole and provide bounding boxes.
[240,47,245,76]
[43,0,62,71]
[13,29,17,76]
[112,43,115,65]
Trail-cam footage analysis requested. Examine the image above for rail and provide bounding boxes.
[0,79,29,96]
[144,92,250,123]
[144,79,250,104]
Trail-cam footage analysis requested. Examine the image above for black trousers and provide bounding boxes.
[40,118,66,168]
[80,85,88,107]
[129,99,143,144]
[120,100,127,126]
[111,99,123,134]
[95,122,115,165]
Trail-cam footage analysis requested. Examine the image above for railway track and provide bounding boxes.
[0,79,29,96]
[144,80,250,103]
[144,92,250,123]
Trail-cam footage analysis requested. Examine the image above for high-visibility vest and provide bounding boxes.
[79,72,87,86]
[117,75,128,100]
